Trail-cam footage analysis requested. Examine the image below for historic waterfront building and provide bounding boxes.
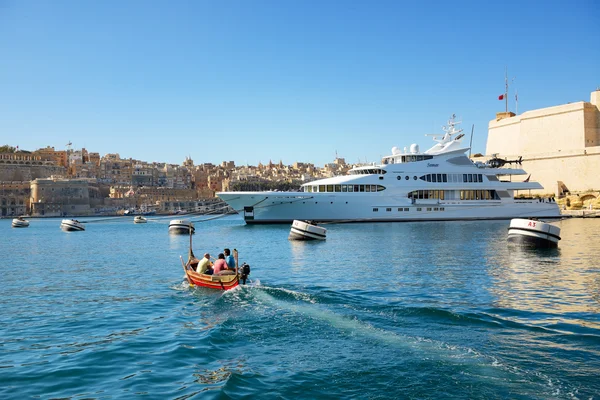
[0,181,30,217]
[30,178,103,217]
[486,89,600,196]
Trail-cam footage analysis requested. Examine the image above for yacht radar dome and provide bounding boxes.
[410,144,419,154]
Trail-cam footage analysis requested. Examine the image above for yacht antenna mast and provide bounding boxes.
[468,124,474,158]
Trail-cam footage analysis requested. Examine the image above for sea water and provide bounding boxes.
[0,216,599,399]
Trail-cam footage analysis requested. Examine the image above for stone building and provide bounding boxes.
[30,178,103,217]
[0,181,30,216]
[486,89,600,196]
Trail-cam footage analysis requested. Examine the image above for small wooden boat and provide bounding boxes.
[507,218,561,248]
[180,229,250,290]
[12,217,30,228]
[134,216,147,224]
[289,220,326,240]
[169,219,194,234]
[61,219,85,231]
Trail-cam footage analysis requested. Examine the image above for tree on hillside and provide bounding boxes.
[0,145,17,153]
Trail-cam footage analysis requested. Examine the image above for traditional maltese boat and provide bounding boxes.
[180,232,250,290]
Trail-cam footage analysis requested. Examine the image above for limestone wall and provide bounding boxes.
[486,90,600,195]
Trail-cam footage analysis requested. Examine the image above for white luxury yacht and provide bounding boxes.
[217,116,561,224]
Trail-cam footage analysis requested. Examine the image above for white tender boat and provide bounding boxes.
[289,220,327,240]
[169,219,195,234]
[12,217,30,228]
[134,216,147,224]
[61,219,85,231]
[217,115,561,224]
[507,218,561,247]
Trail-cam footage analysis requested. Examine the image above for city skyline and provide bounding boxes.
[1,1,599,166]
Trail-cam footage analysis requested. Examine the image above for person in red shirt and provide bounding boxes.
[212,253,229,275]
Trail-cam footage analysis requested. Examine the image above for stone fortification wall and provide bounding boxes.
[30,178,97,217]
[486,90,600,195]
[0,164,66,181]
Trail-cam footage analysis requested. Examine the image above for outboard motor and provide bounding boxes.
[240,262,251,285]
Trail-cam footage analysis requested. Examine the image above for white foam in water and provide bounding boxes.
[251,288,572,396]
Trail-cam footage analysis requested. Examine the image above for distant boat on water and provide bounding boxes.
[169,219,194,234]
[12,217,30,228]
[61,219,85,232]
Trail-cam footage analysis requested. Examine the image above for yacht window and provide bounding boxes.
[373,208,378,212]
[417,207,422,211]
[319,185,325,192]
[354,185,359,192]
[348,185,354,192]
[442,174,447,182]
[365,185,371,192]
[437,174,442,182]
[327,185,333,192]
[414,176,417,180]
[478,174,483,182]
[420,175,426,181]
[404,207,409,211]
[305,186,311,192]
[397,176,401,180]
[376,185,386,192]
[334,185,341,192]
[405,176,409,180]
[386,208,391,212]
[431,174,436,182]
[359,185,365,192]
[342,185,347,192]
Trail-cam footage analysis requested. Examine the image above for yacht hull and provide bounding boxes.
[217,192,561,224]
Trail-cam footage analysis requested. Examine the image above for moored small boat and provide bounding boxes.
[134,216,147,224]
[169,219,195,234]
[507,218,561,248]
[289,220,327,240]
[12,217,30,228]
[61,219,85,232]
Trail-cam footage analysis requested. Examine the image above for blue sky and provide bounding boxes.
[1,0,599,166]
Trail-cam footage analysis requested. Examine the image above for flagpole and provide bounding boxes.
[515,90,518,115]
[505,67,508,113]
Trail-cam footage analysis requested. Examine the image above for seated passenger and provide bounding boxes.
[212,253,229,275]
[224,248,235,270]
[197,253,213,275]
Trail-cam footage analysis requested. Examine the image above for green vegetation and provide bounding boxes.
[0,145,17,153]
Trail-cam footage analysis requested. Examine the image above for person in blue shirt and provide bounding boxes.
[224,248,235,271]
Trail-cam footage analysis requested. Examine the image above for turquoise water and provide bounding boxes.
[1,216,599,399]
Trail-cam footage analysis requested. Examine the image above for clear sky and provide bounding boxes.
[1,0,599,167]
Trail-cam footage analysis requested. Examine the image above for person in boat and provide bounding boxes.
[212,253,229,275]
[224,248,235,271]
[197,253,213,275]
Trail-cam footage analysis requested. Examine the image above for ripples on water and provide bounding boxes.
[0,216,599,399]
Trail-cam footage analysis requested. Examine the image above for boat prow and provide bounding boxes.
[134,216,147,224]
[507,218,561,248]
